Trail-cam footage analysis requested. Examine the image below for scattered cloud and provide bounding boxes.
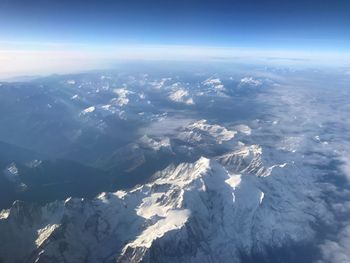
[318,225,350,263]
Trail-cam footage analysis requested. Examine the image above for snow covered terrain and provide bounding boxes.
[0,66,349,263]
[0,120,329,263]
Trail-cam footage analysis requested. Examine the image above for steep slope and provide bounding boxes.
[0,143,328,263]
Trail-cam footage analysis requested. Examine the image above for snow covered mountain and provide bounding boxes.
[0,139,328,263]
[1,67,347,263]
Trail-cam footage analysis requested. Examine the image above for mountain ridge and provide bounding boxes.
[0,145,329,263]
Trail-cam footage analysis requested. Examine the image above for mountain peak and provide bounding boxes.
[0,148,328,263]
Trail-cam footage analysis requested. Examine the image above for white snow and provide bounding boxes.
[26,160,42,168]
[36,224,60,247]
[81,106,95,114]
[239,77,262,87]
[278,136,304,152]
[225,174,242,189]
[112,88,134,106]
[203,77,226,92]
[101,104,112,110]
[126,209,190,249]
[180,120,237,144]
[234,124,252,135]
[0,209,10,219]
[138,135,171,151]
[259,192,265,204]
[203,78,221,85]
[149,78,171,89]
[137,193,172,219]
[139,92,146,99]
[7,163,18,176]
[113,88,133,98]
[0,128,327,263]
[168,88,194,105]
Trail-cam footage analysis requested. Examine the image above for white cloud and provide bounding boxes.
[319,225,350,263]
[339,154,350,182]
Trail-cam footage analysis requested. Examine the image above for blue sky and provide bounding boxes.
[0,0,349,77]
[1,0,350,49]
